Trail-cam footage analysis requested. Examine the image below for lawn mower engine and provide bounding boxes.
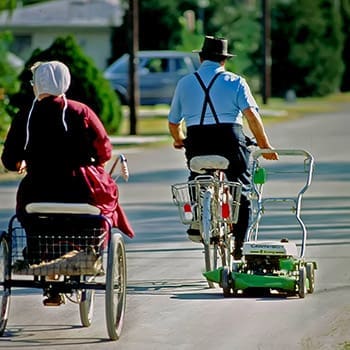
[242,240,299,274]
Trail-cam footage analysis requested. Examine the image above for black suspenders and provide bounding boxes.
[194,71,222,125]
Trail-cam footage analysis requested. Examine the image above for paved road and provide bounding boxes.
[0,104,349,349]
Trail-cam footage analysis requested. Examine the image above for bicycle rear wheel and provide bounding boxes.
[203,223,232,289]
[105,232,126,340]
[0,233,10,336]
[203,245,214,289]
[220,224,233,268]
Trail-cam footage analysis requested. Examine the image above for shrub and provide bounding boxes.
[0,31,21,138]
[8,35,123,134]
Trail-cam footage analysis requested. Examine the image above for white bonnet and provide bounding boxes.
[31,60,71,96]
[24,61,70,149]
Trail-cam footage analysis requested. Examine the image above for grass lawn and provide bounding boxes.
[119,92,350,136]
[1,92,349,180]
[120,114,169,136]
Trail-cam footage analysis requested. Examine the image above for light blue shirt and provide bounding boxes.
[168,61,259,127]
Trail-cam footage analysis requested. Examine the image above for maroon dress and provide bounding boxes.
[1,96,134,238]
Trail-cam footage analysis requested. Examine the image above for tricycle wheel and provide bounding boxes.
[221,266,232,297]
[298,266,307,298]
[306,262,315,294]
[105,233,127,340]
[79,280,95,327]
[0,234,10,336]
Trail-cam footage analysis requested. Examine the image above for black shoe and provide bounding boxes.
[43,293,64,306]
[233,248,242,260]
[186,228,202,243]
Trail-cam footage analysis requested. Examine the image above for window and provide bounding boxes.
[173,58,188,74]
[145,58,169,73]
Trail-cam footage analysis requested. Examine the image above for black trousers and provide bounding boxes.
[183,123,251,244]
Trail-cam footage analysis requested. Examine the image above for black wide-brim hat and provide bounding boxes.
[193,36,235,58]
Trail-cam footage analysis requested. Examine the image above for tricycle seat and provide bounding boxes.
[25,202,100,215]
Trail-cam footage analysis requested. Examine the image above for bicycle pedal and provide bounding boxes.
[210,237,220,244]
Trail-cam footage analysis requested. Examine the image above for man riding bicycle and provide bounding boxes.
[168,36,278,259]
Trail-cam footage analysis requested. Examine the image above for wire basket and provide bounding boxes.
[10,225,107,276]
[171,179,241,225]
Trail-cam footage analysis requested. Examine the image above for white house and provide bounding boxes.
[0,0,125,69]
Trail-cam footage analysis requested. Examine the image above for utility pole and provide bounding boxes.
[261,0,271,105]
[197,0,209,34]
[128,0,139,135]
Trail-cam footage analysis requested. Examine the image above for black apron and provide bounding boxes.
[183,71,251,242]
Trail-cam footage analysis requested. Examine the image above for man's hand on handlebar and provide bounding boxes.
[16,160,27,174]
[173,139,185,149]
[169,122,185,150]
[261,149,279,160]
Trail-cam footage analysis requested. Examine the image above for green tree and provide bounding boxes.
[112,0,184,59]
[1,0,51,9]
[0,31,20,137]
[0,31,19,95]
[340,0,350,91]
[210,0,261,84]
[175,17,203,52]
[9,36,122,134]
[0,0,17,12]
[271,0,344,97]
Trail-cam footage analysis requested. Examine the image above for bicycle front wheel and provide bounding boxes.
[105,232,127,340]
[0,234,10,336]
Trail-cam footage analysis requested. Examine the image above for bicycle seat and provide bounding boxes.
[190,155,229,174]
[25,202,101,215]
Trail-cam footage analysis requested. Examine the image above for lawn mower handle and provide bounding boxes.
[252,148,314,161]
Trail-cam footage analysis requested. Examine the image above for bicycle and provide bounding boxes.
[171,154,242,288]
[0,154,129,340]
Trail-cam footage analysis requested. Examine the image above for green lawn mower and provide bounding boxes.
[203,149,317,298]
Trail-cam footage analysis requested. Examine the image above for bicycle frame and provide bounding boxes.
[171,155,242,287]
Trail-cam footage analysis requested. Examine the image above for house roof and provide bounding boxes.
[0,0,124,28]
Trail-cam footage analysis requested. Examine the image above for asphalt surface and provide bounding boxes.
[0,103,349,349]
